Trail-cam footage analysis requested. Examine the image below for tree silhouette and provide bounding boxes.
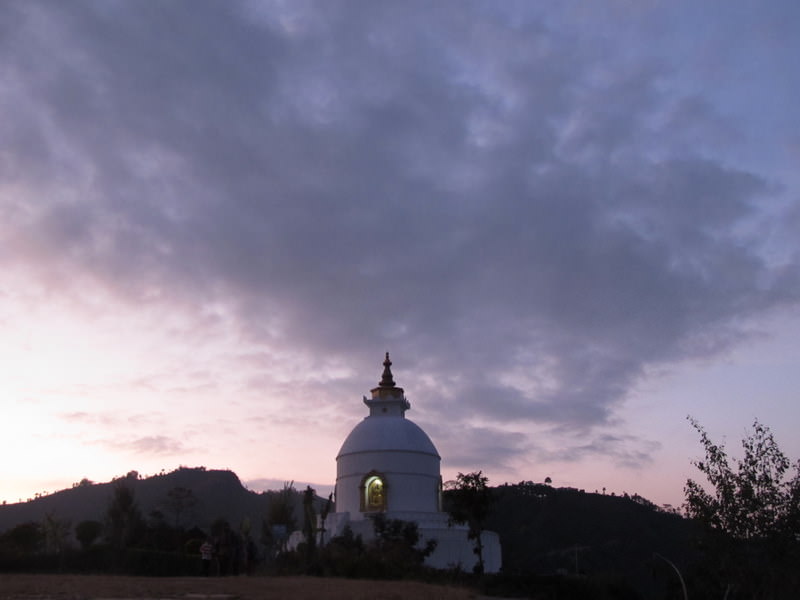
[302,486,318,570]
[684,417,800,597]
[370,514,437,574]
[262,481,298,557]
[0,521,41,555]
[210,518,237,576]
[685,417,798,540]
[445,471,492,574]
[41,511,71,555]
[163,486,198,530]
[75,520,103,550]
[106,481,144,550]
[318,492,334,546]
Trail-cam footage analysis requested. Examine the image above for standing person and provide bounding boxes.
[199,538,214,576]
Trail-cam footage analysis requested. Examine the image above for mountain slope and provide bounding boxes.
[0,468,272,534]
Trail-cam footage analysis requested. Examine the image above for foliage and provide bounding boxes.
[162,486,198,530]
[267,482,298,530]
[41,512,71,555]
[302,485,318,567]
[370,514,436,571]
[0,521,42,556]
[74,520,103,550]
[318,492,334,546]
[444,471,491,574]
[684,417,798,540]
[684,417,800,598]
[317,516,435,579]
[262,481,298,559]
[105,482,145,550]
[318,525,365,577]
[143,510,175,551]
[209,518,241,576]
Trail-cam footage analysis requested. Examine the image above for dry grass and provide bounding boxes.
[0,574,480,600]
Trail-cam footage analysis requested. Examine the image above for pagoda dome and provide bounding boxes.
[337,416,439,459]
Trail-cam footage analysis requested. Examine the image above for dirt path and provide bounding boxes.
[0,574,480,600]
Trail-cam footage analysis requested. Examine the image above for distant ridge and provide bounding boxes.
[483,481,694,594]
[0,467,290,534]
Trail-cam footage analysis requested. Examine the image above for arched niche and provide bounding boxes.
[359,471,387,512]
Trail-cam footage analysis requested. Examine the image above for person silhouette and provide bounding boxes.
[199,537,214,576]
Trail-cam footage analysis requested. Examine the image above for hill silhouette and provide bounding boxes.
[0,467,303,536]
[483,481,694,596]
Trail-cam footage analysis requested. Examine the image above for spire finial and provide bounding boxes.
[379,352,396,387]
[366,352,409,414]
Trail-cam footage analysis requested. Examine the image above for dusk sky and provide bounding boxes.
[2,1,799,509]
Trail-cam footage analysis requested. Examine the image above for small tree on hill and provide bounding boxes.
[445,471,492,574]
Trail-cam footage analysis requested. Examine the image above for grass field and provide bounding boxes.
[0,574,480,600]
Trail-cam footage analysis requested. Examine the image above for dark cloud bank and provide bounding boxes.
[2,1,798,470]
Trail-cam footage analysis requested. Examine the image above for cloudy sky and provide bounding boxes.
[2,1,799,508]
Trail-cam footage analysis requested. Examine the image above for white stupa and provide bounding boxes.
[322,353,501,572]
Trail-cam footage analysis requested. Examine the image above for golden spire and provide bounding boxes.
[367,352,408,412]
[379,352,396,388]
